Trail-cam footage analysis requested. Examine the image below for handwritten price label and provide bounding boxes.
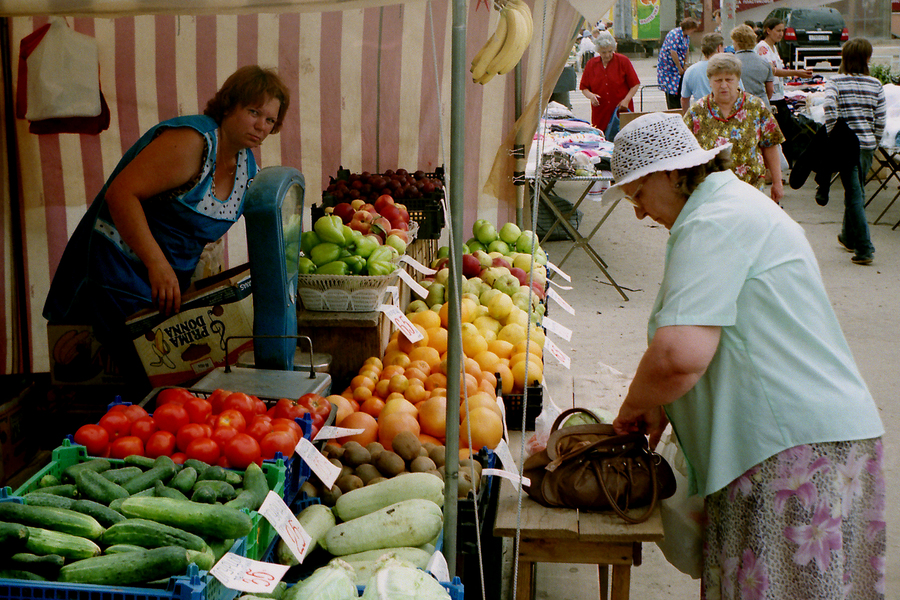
[259,491,312,563]
[547,261,571,282]
[483,468,531,489]
[314,426,364,442]
[378,304,424,342]
[385,285,400,306]
[294,437,341,489]
[546,287,575,315]
[547,279,572,290]
[542,316,572,342]
[397,269,430,299]
[544,337,571,369]
[210,552,290,593]
[399,255,437,275]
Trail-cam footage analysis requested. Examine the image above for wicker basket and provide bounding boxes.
[297,270,399,312]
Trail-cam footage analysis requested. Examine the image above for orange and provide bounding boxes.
[408,359,432,376]
[496,363,514,395]
[384,351,412,368]
[374,379,391,399]
[326,395,354,426]
[418,432,443,446]
[357,367,381,383]
[385,392,406,403]
[424,372,448,391]
[408,309,441,330]
[417,395,447,439]
[350,374,376,392]
[404,366,429,384]
[511,359,542,390]
[388,374,410,394]
[459,391,503,421]
[404,382,430,404]
[398,324,429,355]
[378,411,421,451]
[463,357,483,381]
[514,339,543,359]
[352,386,373,403]
[409,346,442,371]
[487,339,514,360]
[381,397,418,420]
[360,396,385,418]
[472,351,501,376]
[430,387,448,398]
[425,327,448,355]
[380,364,406,381]
[363,356,384,370]
[478,378,497,396]
[337,411,378,446]
[460,406,503,450]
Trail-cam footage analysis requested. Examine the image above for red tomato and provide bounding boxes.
[176,423,209,453]
[170,452,187,465]
[130,416,158,443]
[199,424,213,438]
[98,412,132,441]
[246,417,274,441]
[215,409,247,433]
[144,430,176,458]
[211,426,240,449]
[254,398,267,415]
[272,398,307,421]
[270,418,302,444]
[73,424,109,456]
[299,393,331,419]
[216,455,232,469]
[186,437,221,464]
[224,433,262,469]
[154,403,190,434]
[122,405,149,423]
[206,389,232,414]
[259,430,297,460]
[222,393,257,422]
[184,398,213,424]
[109,436,144,459]
[156,388,196,406]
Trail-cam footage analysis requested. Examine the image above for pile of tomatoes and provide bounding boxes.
[72,388,332,470]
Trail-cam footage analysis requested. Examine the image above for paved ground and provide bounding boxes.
[489,51,900,599]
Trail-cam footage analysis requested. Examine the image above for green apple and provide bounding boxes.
[407,299,429,313]
[499,222,522,245]
[466,237,486,253]
[512,253,533,272]
[479,267,500,287]
[493,273,520,297]
[511,291,531,311]
[534,246,548,266]
[437,245,450,259]
[434,267,450,285]
[474,221,498,246]
[516,230,538,253]
[463,292,481,305]
[426,282,445,307]
[487,240,510,255]
[479,287,502,306]
[473,250,493,269]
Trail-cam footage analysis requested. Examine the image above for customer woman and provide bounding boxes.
[44,65,290,371]
[730,24,773,110]
[683,53,785,202]
[825,38,885,266]
[755,17,812,166]
[579,31,640,132]
[657,18,699,110]
[607,112,885,599]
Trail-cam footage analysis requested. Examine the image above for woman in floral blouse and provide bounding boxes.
[683,53,785,203]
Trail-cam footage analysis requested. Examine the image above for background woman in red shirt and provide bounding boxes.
[579,31,640,132]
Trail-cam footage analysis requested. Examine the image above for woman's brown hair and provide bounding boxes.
[839,38,873,76]
[204,65,290,133]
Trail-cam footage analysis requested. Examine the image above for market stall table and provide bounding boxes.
[866,145,900,230]
[522,172,628,300]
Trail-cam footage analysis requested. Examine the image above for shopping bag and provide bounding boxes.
[604,108,621,142]
[655,430,704,579]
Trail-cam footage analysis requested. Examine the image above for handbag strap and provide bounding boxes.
[595,450,660,525]
[550,407,603,433]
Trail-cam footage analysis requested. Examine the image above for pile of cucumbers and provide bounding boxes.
[0,454,273,587]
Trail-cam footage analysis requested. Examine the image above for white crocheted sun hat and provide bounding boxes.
[602,112,732,204]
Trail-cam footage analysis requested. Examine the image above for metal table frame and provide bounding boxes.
[866,146,900,230]
[523,173,628,300]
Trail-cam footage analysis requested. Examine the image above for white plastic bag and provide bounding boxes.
[25,17,101,121]
[524,390,561,457]
[655,430,705,579]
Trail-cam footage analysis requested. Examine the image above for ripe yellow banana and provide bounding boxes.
[487,3,524,75]
[471,8,509,81]
[497,0,532,75]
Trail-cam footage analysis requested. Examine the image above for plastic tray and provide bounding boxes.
[501,384,543,431]
[457,447,496,554]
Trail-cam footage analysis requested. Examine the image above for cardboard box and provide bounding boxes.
[125,265,254,387]
[47,324,129,386]
[0,377,38,485]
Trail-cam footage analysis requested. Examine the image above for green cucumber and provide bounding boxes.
[133,488,156,497]
[169,466,198,495]
[62,458,111,482]
[70,499,126,527]
[34,484,78,498]
[109,498,127,513]
[0,503,105,540]
[124,455,157,470]
[74,469,130,505]
[191,486,218,504]
[192,480,237,501]
[38,474,61,488]
[224,490,258,511]
[154,481,190,501]
[7,553,65,578]
[121,496,253,540]
[224,470,243,488]
[186,546,216,571]
[122,463,177,495]
[242,462,269,508]
[58,545,190,586]
[207,537,235,562]
[104,543,146,554]
[101,466,144,485]
[0,521,30,554]
[22,492,75,510]
[101,518,207,552]
[24,526,102,560]
[198,465,228,482]
[183,458,211,474]
[0,568,47,581]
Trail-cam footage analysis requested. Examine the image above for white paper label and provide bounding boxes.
[541,316,572,342]
[378,304,424,342]
[385,285,400,306]
[426,550,451,583]
[493,438,518,473]
[547,279,573,290]
[210,552,290,593]
[398,269,430,299]
[258,491,312,562]
[546,287,575,315]
[400,254,437,275]
[547,261,571,282]
[294,437,340,489]
[314,426,364,442]
[483,468,531,489]
[544,337,571,369]
[496,396,509,440]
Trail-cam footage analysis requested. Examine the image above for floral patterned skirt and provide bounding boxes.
[702,438,886,600]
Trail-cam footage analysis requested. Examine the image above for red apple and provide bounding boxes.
[491,256,512,270]
[509,267,529,287]
[380,203,404,229]
[332,202,356,224]
[388,229,409,243]
[375,194,395,213]
[360,203,378,216]
[462,254,482,277]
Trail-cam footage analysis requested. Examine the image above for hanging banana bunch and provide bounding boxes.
[470,0,534,85]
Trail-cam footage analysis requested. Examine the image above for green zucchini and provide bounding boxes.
[34,484,78,498]
[104,543,146,554]
[192,480,237,501]
[70,499,127,527]
[154,481,190,501]
[101,518,207,552]
[101,466,144,485]
[7,553,65,578]
[58,545,190,586]
[24,526,102,560]
[120,496,253,540]
[190,486,218,504]
[0,568,47,581]
[74,469,130,505]
[169,466,198,495]
[123,463,177,495]
[0,503,105,540]
[62,458,111,482]
[38,474,61,488]
[124,455,157,470]
[22,492,76,510]
[324,498,443,556]
[0,521,29,554]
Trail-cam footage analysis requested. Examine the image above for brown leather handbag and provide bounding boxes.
[523,407,677,523]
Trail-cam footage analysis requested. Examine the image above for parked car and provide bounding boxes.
[764,7,849,68]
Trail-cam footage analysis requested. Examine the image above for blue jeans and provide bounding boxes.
[840,148,874,258]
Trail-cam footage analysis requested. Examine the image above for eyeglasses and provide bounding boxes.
[622,181,644,207]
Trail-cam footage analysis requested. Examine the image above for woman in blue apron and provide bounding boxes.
[44,65,290,375]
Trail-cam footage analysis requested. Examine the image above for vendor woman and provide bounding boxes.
[43,65,290,374]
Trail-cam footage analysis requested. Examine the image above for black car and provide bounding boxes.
[765,7,848,68]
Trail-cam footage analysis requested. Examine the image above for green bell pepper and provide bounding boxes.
[313,215,347,246]
[297,256,316,275]
[340,255,367,275]
[310,242,343,267]
[352,235,380,259]
[300,231,321,257]
[315,260,350,275]
[366,246,396,277]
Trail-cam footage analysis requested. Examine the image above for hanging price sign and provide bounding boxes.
[399,255,437,275]
[541,316,572,342]
[546,261,571,282]
[210,552,290,593]
[397,269,429,299]
[314,425,364,442]
[544,337,571,369]
[294,437,340,489]
[546,287,575,315]
[378,304,424,342]
[259,491,312,563]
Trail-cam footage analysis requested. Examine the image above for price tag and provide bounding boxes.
[544,337,571,369]
[259,491,312,563]
[493,438,518,473]
[546,261,571,282]
[210,552,290,594]
[397,269,429,299]
[385,285,400,306]
[547,279,572,291]
[496,396,509,439]
[541,316,572,342]
[378,304,424,342]
[314,426,364,442]
[294,437,340,489]
[546,287,575,315]
[426,550,451,583]
[399,254,437,275]
[483,468,531,489]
